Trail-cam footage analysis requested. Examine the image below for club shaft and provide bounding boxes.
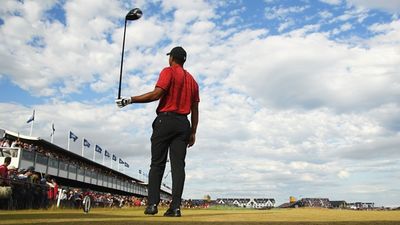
[118,20,128,99]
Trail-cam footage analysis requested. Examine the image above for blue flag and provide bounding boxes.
[69,131,78,142]
[124,162,129,168]
[112,154,117,161]
[83,139,90,148]
[105,150,110,157]
[119,158,124,164]
[139,169,142,174]
[95,145,102,153]
[27,110,35,123]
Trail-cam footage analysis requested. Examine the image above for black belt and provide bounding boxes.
[157,111,187,117]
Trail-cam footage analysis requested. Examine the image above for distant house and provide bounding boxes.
[233,198,250,207]
[330,201,347,208]
[299,198,332,208]
[217,198,235,206]
[216,198,275,208]
[279,198,333,208]
[348,202,374,210]
[252,198,275,208]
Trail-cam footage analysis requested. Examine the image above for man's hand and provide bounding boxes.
[188,133,196,148]
[115,97,132,108]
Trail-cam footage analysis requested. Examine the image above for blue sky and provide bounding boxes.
[1,0,400,206]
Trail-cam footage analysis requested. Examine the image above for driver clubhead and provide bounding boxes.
[126,8,142,20]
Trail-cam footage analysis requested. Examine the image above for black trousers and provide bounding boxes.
[148,113,191,209]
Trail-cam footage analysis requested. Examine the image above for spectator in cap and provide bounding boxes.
[7,165,18,180]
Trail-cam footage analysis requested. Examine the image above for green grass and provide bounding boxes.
[0,207,399,225]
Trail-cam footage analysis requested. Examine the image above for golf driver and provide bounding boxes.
[117,8,142,100]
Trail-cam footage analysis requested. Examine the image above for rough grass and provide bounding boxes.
[0,207,399,225]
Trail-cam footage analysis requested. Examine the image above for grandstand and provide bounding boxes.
[0,128,171,203]
[330,200,347,209]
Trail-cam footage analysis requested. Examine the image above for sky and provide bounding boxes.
[0,0,399,207]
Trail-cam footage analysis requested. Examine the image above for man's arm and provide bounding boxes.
[188,101,199,147]
[131,87,165,103]
[116,87,165,108]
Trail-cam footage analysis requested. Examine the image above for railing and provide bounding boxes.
[0,147,19,157]
[0,177,49,210]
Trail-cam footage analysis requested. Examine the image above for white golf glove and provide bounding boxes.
[115,97,132,108]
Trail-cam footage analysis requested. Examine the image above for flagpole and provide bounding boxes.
[51,121,54,143]
[93,145,96,161]
[118,159,120,171]
[28,109,35,136]
[81,137,84,157]
[30,119,34,136]
[67,132,70,150]
[102,151,105,165]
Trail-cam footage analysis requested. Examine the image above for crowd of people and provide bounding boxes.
[56,189,145,209]
[0,156,59,209]
[56,190,204,209]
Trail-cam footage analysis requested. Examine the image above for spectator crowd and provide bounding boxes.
[0,154,153,210]
[0,156,59,209]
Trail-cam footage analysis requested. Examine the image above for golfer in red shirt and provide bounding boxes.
[116,46,199,217]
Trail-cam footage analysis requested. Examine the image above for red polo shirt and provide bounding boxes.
[156,65,200,115]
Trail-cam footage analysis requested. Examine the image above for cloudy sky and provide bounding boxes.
[1,0,400,206]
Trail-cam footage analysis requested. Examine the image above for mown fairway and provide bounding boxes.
[0,207,400,225]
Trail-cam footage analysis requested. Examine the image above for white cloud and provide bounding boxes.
[320,0,342,5]
[367,20,400,45]
[337,135,400,160]
[347,0,400,13]
[278,19,295,32]
[0,1,123,96]
[265,6,308,20]
[319,10,334,19]
[338,170,350,179]
[223,27,400,112]
[348,185,387,194]
[340,22,352,31]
